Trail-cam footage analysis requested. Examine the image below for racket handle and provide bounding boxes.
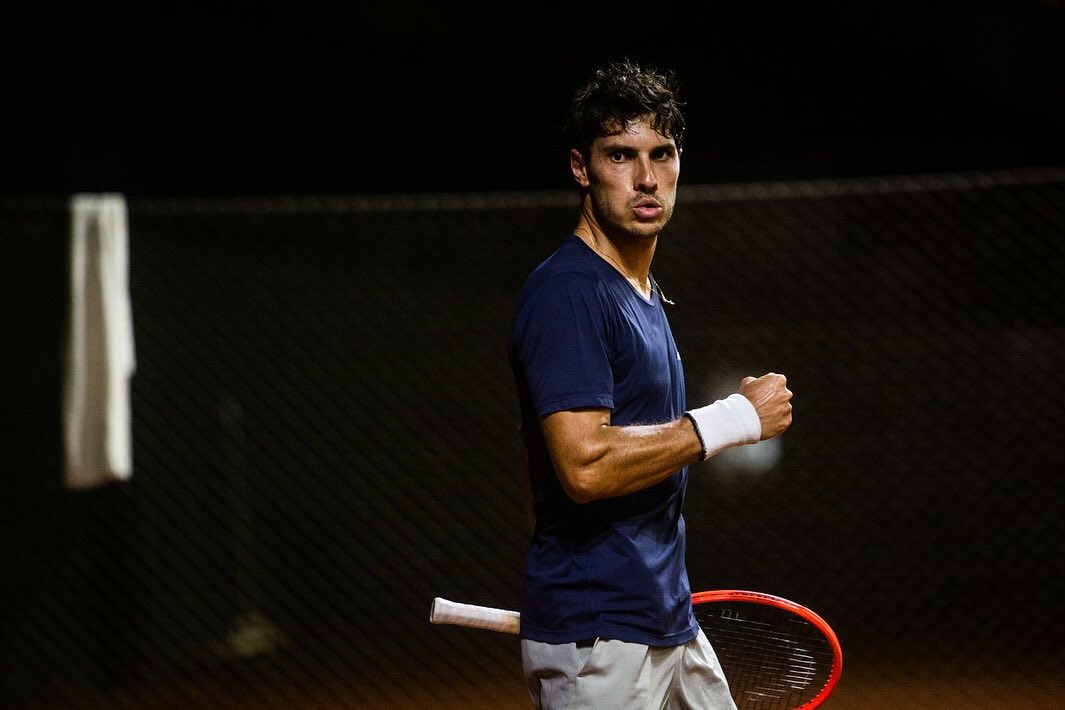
[430,597,521,635]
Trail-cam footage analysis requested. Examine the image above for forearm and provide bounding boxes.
[542,387,775,504]
[545,413,702,503]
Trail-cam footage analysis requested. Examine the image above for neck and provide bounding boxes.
[573,221,656,298]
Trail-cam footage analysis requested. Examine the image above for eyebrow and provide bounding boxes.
[598,139,677,154]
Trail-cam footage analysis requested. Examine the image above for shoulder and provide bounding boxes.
[511,240,618,344]
[519,237,608,300]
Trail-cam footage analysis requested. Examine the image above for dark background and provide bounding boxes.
[2,3,1064,709]
[3,1,1063,197]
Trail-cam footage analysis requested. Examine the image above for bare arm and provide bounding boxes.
[540,409,703,503]
[541,373,793,504]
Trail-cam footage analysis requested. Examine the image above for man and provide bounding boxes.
[507,58,794,708]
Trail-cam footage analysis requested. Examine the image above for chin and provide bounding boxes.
[628,220,667,239]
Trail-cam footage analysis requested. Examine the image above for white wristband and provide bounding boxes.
[684,393,762,461]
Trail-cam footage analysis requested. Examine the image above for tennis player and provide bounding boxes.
[507,58,794,709]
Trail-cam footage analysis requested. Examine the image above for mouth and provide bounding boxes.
[632,198,663,220]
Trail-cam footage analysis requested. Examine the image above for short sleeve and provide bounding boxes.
[512,272,614,418]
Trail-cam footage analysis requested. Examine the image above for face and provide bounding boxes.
[571,115,681,242]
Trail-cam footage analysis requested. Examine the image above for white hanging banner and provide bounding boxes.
[64,193,136,489]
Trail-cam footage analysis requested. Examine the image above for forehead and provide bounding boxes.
[594,115,675,150]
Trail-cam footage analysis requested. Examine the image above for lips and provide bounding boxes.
[632,198,663,219]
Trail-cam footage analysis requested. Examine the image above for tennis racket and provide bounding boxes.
[430,589,842,710]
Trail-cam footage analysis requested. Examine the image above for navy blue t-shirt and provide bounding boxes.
[508,235,699,647]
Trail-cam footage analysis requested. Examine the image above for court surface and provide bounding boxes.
[13,654,1063,709]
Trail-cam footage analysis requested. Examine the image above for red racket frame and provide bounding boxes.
[691,589,843,710]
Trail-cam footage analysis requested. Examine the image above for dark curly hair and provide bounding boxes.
[565,58,686,159]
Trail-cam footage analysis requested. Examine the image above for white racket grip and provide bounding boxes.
[430,597,521,635]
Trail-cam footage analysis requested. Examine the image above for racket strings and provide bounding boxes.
[696,603,835,710]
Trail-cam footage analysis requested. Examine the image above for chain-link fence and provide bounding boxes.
[3,167,1063,708]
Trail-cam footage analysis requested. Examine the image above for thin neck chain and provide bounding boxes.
[652,275,676,305]
[574,229,675,305]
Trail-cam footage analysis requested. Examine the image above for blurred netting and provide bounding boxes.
[2,167,1063,708]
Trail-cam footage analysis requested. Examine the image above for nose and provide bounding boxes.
[634,155,658,193]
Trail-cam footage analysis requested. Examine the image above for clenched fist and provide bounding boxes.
[738,373,793,440]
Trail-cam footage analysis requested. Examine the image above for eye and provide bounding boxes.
[652,147,676,161]
[609,150,627,162]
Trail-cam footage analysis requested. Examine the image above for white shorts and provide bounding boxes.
[521,627,737,710]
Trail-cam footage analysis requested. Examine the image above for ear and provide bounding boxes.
[570,149,590,188]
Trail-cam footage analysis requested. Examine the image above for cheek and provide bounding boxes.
[662,163,680,187]
[588,172,626,202]
[591,190,618,218]
[660,169,680,201]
